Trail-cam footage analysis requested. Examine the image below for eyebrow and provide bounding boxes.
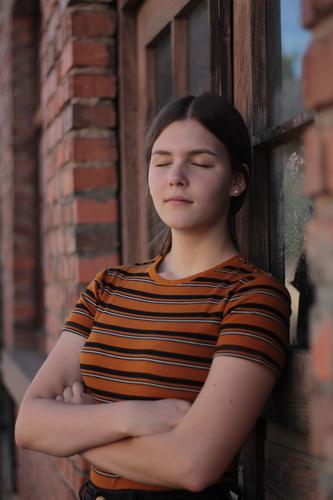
[151,149,218,157]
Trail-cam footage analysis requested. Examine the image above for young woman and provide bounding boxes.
[15,93,291,500]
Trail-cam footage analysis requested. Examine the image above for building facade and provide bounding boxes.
[0,0,333,498]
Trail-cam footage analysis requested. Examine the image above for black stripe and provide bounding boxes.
[92,320,217,342]
[219,322,287,352]
[75,302,91,313]
[235,283,291,304]
[215,344,282,370]
[107,269,150,278]
[80,363,203,387]
[88,387,157,401]
[65,321,91,334]
[230,302,289,325]
[98,300,222,319]
[84,341,212,364]
[101,282,231,301]
[84,288,98,301]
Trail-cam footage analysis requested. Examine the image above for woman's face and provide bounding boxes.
[148,119,243,234]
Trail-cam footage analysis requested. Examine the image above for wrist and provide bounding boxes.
[107,400,133,438]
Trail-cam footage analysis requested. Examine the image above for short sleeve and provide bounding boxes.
[213,275,292,382]
[61,267,108,339]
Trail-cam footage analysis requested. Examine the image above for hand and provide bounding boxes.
[55,380,96,405]
[126,398,191,437]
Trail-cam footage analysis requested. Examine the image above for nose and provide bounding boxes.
[168,162,188,186]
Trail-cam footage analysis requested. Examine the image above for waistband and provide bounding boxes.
[79,480,241,500]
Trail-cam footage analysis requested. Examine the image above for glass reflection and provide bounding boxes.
[155,32,172,111]
[188,0,210,95]
[267,0,311,125]
[270,140,314,347]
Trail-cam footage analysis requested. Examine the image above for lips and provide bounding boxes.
[165,196,192,203]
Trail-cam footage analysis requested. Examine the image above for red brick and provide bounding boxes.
[73,41,111,68]
[60,41,73,76]
[61,167,74,196]
[322,126,333,191]
[70,73,117,98]
[71,10,116,37]
[302,0,318,27]
[305,216,333,283]
[72,102,116,129]
[302,0,333,27]
[310,315,333,381]
[303,34,333,109]
[73,166,117,191]
[72,136,117,162]
[303,126,325,196]
[74,197,118,224]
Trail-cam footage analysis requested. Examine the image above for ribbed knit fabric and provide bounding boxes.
[63,253,291,490]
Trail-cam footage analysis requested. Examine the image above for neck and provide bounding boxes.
[158,226,239,279]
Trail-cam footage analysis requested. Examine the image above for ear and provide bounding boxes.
[230,163,249,197]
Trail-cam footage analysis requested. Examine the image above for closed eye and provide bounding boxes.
[190,162,213,168]
[155,163,172,167]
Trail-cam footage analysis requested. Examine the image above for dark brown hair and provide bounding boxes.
[145,93,252,255]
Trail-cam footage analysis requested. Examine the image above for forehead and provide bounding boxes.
[152,119,227,157]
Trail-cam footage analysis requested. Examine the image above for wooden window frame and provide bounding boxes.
[233,1,316,498]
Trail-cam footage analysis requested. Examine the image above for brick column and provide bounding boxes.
[302,1,333,499]
[40,0,119,353]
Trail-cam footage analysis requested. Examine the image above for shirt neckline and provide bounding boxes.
[148,253,243,285]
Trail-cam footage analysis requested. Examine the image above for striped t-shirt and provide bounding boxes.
[63,253,291,491]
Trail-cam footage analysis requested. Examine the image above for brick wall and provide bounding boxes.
[40,0,119,353]
[302,1,333,499]
[0,0,119,498]
[0,0,41,351]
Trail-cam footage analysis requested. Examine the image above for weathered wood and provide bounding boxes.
[266,421,311,455]
[238,418,266,500]
[233,0,254,258]
[171,17,188,96]
[251,0,267,133]
[249,146,270,269]
[118,6,143,263]
[135,0,193,259]
[119,0,143,12]
[252,110,314,148]
[209,0,232,100]
[262,349,314,435]
[138,0,190,46]
[265,440,318,500]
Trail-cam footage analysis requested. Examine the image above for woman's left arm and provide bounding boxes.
[82,355,276,491]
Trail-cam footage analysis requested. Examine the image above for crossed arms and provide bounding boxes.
[15,332,276,491]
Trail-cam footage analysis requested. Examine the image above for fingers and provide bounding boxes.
[72,380,85,401]
[55,380,91,404]
[63,385,75,403]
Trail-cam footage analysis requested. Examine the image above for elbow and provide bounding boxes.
[15,412,29,450]
[181,457,221,493]
[15,409,69,457]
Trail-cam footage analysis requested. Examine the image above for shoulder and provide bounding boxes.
[93,256,158,285]
[221,256,291,310]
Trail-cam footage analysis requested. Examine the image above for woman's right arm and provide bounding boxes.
[15,332,189,457]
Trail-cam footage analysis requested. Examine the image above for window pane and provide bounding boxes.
[267,0,310,125]
[188,0,210,95]
[155,32,173,110]
[269,140,314,348]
